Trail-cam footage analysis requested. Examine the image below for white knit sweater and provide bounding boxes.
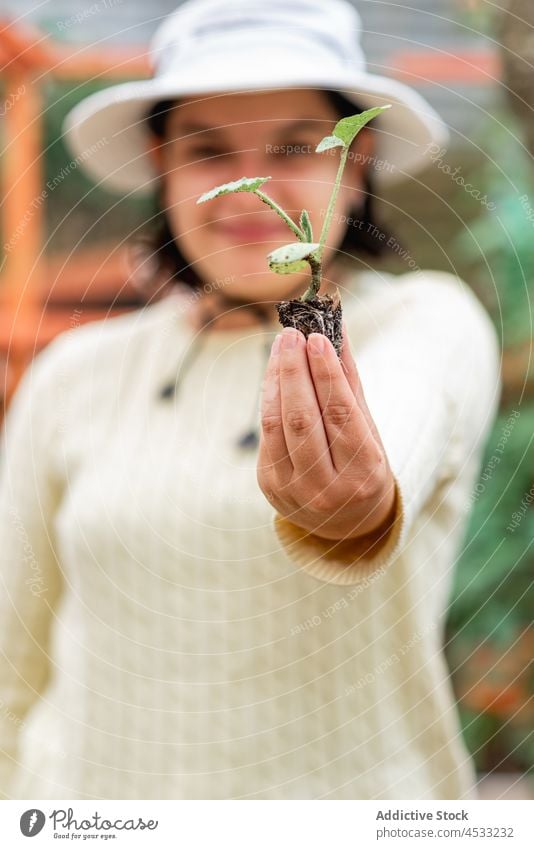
[0,266,501,800]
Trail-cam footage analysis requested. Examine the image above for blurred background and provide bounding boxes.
[0,0,532,798]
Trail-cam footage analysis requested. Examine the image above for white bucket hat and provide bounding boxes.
[62,0,449,194]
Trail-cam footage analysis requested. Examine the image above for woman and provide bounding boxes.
[0,0,501,800]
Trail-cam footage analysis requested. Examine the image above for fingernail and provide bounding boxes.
[271,334,282,356]
[282,327,300,349]
[309,333,325,355]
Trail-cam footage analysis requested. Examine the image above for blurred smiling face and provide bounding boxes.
[147,88,373,303]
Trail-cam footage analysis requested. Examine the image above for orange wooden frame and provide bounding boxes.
[0,18,149,402]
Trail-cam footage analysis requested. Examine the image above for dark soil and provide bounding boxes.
[275,291,343,357]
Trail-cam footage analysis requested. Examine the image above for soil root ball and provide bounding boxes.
[275,292,343,357]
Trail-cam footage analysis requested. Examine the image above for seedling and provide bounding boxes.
[197,104,391,356]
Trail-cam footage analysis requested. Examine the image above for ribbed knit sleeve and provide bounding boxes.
[272,272,502,586]
[0,339,65,798]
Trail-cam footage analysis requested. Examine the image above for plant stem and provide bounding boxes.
[317,144,350,259]
[299,145,349,301]
[300,253,322,302]
[255,190,305,240]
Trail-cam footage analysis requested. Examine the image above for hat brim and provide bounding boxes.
[62,71,449,195]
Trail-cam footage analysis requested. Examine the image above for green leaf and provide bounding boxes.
[331,104,391,147]
[315,134,346,153]
[299,210,313,241]
[267,241,319,274]
[197,176,271,204]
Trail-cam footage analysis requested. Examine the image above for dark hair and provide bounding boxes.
[138,89,399,293]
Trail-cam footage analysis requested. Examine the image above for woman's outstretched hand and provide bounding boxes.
[257,323,397,541]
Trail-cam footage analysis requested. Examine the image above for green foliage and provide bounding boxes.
[299,209,313,241]
[31,78,150,252]
[315,135,345,153]
[447,405,534,640]
[196,176,272,203]
[267,241,320,274]
[453,113,534,348]
[196,105,391,296]
[447,108,534,774]
[327,104,391,147]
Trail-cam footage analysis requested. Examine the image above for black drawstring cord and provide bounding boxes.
[158,326,211,400]
[235,334,275,450]
[158,303,277,451]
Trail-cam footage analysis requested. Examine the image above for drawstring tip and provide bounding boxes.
[236,429,259,450]
[159,383,176,400]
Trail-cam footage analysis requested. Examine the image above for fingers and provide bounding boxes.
[340,320,362,400]
[259,333,292,487]
[306,329,380,476]
[277,327,334,487]
[340,319,385,450]
[260,320,382,500]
